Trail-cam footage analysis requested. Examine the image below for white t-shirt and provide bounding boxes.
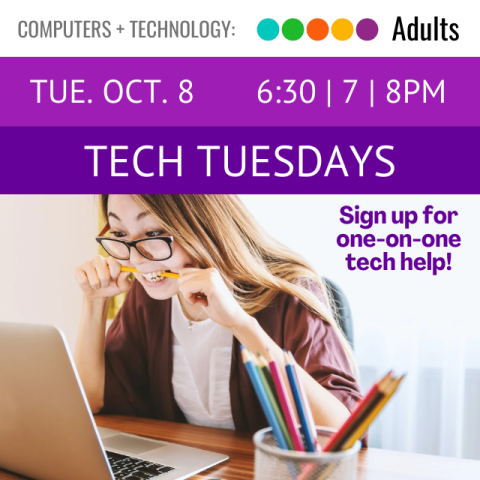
[171,294,235,430]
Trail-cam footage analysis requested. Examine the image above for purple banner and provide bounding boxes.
[0,58,478,127]
[1,126,478,194]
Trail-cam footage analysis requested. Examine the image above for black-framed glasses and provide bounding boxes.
[96,223,174,261]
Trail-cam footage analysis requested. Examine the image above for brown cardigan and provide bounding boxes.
[101,279,363,433]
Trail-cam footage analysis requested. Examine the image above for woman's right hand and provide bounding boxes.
[75,255,132,301]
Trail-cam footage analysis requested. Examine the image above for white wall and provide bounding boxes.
[241,195,480,348]
[0,196,97,349]
[241,194,480,459]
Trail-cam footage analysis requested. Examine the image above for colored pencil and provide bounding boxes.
[341,375,405,450]
[265,350,305,452]
[285,351,317,452]
[120,266,180,278]
[321,371,393,452]
[288,352,319,452]
[258,355,280,405]
[255,355,294,450]
[240,347,288,450]
[307,374,404,480]
[312,375,405,480]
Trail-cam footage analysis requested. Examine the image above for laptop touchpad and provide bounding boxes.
[103,434,166,454]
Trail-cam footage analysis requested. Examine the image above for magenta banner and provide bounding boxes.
[0,57,478,127]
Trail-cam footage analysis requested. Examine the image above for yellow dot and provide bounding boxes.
[331,18,354,41]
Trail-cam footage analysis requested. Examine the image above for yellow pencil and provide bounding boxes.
[120,266,180,278]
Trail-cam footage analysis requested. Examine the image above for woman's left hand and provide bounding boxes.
[176,267,251,330]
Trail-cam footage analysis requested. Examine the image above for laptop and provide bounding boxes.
[0,322,228,480]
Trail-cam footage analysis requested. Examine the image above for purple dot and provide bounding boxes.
[356,19,378,41]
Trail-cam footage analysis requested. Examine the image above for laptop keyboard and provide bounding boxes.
[106,450,175,479]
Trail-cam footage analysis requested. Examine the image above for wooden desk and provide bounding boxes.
[1,414,480,480]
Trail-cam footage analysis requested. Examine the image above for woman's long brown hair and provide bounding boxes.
[101,194,356,373]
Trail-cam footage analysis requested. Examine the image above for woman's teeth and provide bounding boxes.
[142,271,167,283]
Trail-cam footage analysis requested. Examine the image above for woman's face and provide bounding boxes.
[107,195,195,300]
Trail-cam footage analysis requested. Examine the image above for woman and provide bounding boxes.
[74,194,362,432]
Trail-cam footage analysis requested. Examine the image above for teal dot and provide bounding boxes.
[282,18,304,41]
[257,18,279,41]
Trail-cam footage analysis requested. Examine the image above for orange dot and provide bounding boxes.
[331,18,354,41]
[307,18,329,41]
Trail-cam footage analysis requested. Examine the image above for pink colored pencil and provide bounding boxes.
[265,350,304,452]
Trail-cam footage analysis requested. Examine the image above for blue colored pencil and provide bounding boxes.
[284,351,317,452]
[288,351,318,451]
[241,347,289,450]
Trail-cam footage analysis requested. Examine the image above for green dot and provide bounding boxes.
[282,18,304,41]
[257,18,279,41]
